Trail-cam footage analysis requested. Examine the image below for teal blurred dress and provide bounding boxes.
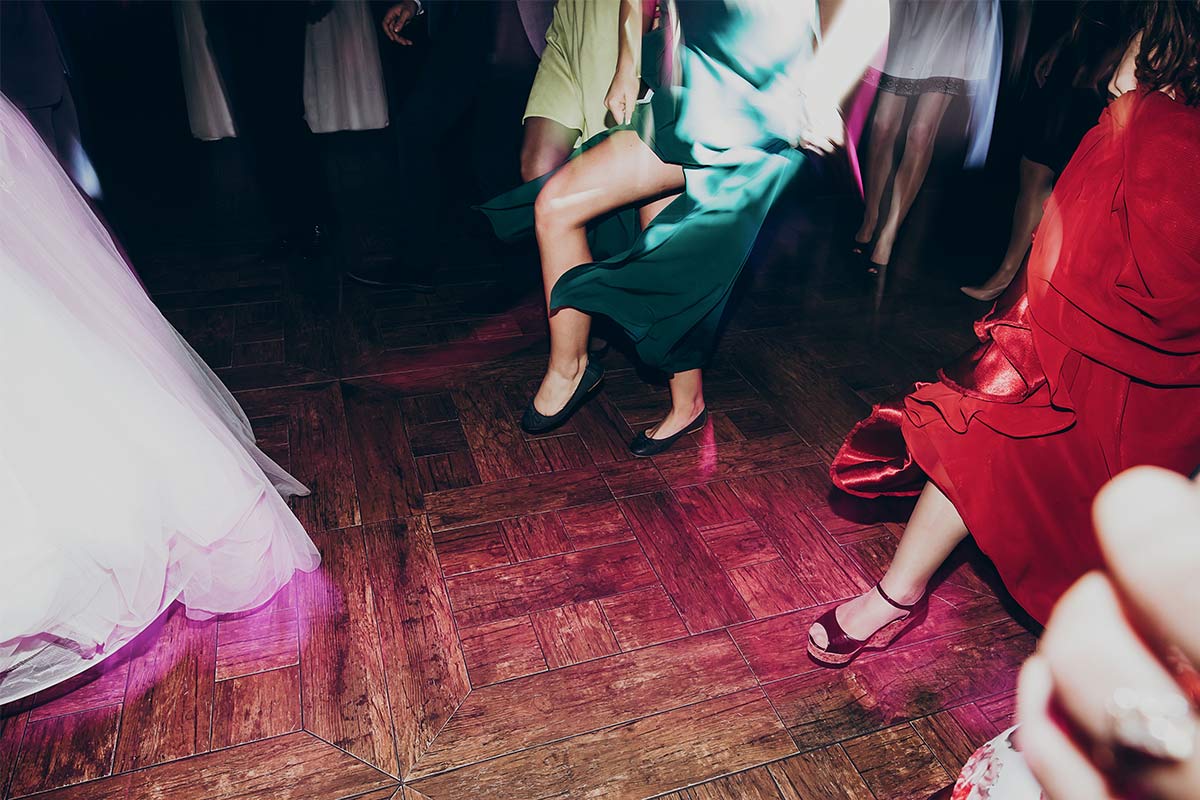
[480,1,816,373]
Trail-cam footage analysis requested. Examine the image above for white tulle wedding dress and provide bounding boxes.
[0,94,321,705]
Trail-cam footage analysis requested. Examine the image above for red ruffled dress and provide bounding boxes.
[831,91,1200,624]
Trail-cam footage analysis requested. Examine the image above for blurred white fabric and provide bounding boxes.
[0,92,319,705]
[173,0,237,141]
[304,0,389,133]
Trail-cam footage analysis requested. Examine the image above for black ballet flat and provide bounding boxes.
[629,408,708,458]
[521,360,605,435]
[588,341,611,360]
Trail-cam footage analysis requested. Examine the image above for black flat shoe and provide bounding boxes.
[629,408,708,457]
[521,360,604,435]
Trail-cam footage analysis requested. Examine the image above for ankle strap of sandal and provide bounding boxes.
[875,582,923,611]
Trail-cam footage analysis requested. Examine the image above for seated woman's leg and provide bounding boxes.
[530,130,685,415]
[810,480,968,650]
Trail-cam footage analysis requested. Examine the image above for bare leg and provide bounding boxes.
[962,157,1056,301]
[633,192,709,440]
[871,92,953,267]
[855,92,907,247]
[520,116,579,183]
[531,131,685,415]
[641,368,705,439]
[810,481,969,647]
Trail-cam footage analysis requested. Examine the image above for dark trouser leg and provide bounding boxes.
[203,1,334,244]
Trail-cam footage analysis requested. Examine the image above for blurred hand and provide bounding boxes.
[792,92,844,155]
[382,0,420,46]
[1034,44,1061,88]
[1018,466,1200,800]
[605,67,640,126]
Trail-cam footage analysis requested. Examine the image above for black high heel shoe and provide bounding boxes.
[521,360,605,435]
[628,408,708,457]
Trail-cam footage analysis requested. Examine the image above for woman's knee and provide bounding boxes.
[533,172,576,235]
[872,106,904,143]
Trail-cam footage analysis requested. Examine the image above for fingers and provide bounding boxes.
[382,6,414,45]
[1018,655,1121,800]
[605,93,633,127]
[1034,572,1200,800]
[1094,466,1200,671]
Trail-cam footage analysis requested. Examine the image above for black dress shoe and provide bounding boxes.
[629,408,708,457]
[521,360,604,434]
[344,262,436,293]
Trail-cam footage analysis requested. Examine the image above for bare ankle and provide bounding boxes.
[877,577,925,606]
[672,399,705,420]
[547,356,586,382]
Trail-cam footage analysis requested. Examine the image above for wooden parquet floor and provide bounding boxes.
[0,196,1036,799]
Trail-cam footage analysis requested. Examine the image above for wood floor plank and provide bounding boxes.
[731,471,871,602]
[728,603,837,683]
[211,666,302,750]
[652,434,822,490]
[685,766,783,799]
[756,513,870,604]
[341,381,425,521]
[0,709,28,797]
[600,459,669,498]
[409,688,795,799]
[410,631,757,780]
[531,601,619,669]
[500,513,572,561]
[215,588,299,681]
[528,434,594,473]
[424,466,612,531]
[912,710,991,776]
[363,517,471,778]
[8,705,120,797]
[407,420,468,458]
[702,520,780,570]
[731,336,872,454]
[432,523,510,576]
[25,655,130,722]
[842,724,953,800]
[296,527,398,776]
[460,617,547,687]
[452,387,539,482]
[765,619,1035,751]
[620,493,753,633]
[113,606,217,772]
[672,482,750,530]
[238,382,361,532]
[599,586,689,651]
[445,540,657,628]
[769,746,874,800]
[34,732,398,800]
[415,452,481,494]
[977,690,1018,732]
[400,393,459,426]
[557,501,634,549]
[571,392,637,465]
[727,559,814,619]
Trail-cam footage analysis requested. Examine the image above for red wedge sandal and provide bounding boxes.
[807,583,927,666]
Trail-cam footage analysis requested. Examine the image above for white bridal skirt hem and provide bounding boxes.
[0,92,320,705]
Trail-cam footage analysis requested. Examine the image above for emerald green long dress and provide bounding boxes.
[480,1,816,373]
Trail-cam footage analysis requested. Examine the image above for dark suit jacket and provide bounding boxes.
[0,0,68,109]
